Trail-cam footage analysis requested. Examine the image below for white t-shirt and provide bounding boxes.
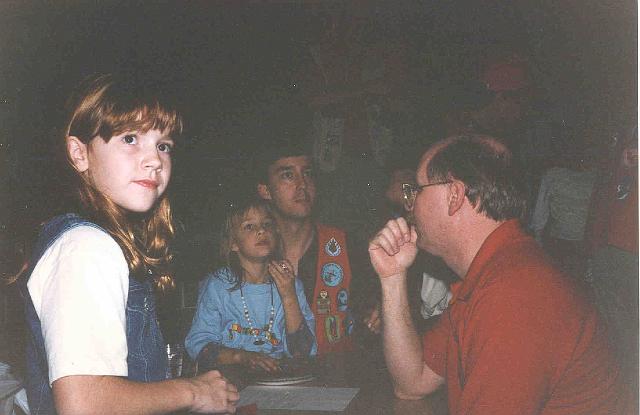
[27,225,130,384]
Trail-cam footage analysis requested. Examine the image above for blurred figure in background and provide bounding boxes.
[469,54,556,214]
[293,2,412,245]
[530,136,597,278]
[585,125,638,407]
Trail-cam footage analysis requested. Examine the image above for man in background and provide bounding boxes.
[256,141,377,355]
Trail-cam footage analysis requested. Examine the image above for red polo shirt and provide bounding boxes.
[423,220,629,414]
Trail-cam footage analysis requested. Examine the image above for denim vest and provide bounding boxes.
[19,214,167,415]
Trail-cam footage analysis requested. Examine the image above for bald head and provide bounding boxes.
[418,135,527,222]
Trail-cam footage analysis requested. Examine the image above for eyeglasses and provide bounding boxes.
[402,181,452,209]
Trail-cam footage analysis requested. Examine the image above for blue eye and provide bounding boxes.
[158,142,173,153]
[122,134,137,144]
[281,171,294,180]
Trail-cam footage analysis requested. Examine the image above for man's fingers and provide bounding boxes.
[410,226,418,243]
[397,218,412,242]
[370,231,398,255]
[379,226,404,253]
[385,219,404,241]
[370,218,413,254]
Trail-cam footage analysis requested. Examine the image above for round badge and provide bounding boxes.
[321,263,344,287]
[324,237,342,257]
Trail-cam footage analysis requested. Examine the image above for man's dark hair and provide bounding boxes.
[426,135,528,221]
[254,131,313,186]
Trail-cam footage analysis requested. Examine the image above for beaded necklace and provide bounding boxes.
[239,282,277,346]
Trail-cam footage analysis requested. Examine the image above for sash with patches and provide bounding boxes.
[311,224,355,355]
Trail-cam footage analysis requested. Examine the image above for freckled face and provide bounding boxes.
[263,156,316,220]
[83,129,174,213]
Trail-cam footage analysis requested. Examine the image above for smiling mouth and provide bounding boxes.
[134,180,159,189]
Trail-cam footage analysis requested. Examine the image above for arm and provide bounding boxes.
[369,218,445,398]
[53,372,237,415]
[32,230,237,415]
[268,260,304,334]
[184,275,226,360]
[199,344,280,373]
[269,260,315,357]
[286,279,316,357]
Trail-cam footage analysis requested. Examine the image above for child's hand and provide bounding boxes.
[239,350,281,373]
[268,260,297,299]
[363,302,382,334]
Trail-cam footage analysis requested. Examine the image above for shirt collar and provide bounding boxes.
[449,219,526,303]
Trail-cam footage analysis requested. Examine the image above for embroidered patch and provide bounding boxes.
[344,312,354,336]
[325,315,342,343]
[317,289,331,314]
[336,289,348,311]
[321,263,344,287]
[324,237,342,257]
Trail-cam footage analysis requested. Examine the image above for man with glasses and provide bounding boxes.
[369,135,628,414]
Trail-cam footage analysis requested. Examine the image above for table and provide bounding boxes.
[218,349,449,415]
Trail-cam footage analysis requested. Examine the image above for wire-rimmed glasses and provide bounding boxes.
[401,181,452,210]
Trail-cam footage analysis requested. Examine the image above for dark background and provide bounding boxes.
[1,0,636,281]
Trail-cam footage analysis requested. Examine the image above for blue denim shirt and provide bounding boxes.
[19,214,167,415]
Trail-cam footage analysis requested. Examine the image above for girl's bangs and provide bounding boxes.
[101,102,183,139]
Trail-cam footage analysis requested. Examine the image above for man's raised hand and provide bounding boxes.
[368,218,418,279]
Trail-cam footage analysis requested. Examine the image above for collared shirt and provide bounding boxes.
[422,220,628,414]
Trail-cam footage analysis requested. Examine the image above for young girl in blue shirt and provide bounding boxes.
[19,74,238,414]
[186,198,316,373]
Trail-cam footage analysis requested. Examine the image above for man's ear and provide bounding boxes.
[447,181,466,216]
[257,183,272,200]
[66,136,89,173]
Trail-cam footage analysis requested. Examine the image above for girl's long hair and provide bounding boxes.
[64,74,183,291]
[218,198,280,291]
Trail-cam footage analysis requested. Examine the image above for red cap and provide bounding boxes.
[480,58,530,92]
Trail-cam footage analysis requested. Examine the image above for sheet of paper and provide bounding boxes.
[238,385,360,412]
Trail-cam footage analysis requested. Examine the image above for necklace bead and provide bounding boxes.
[240,282,277,346]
